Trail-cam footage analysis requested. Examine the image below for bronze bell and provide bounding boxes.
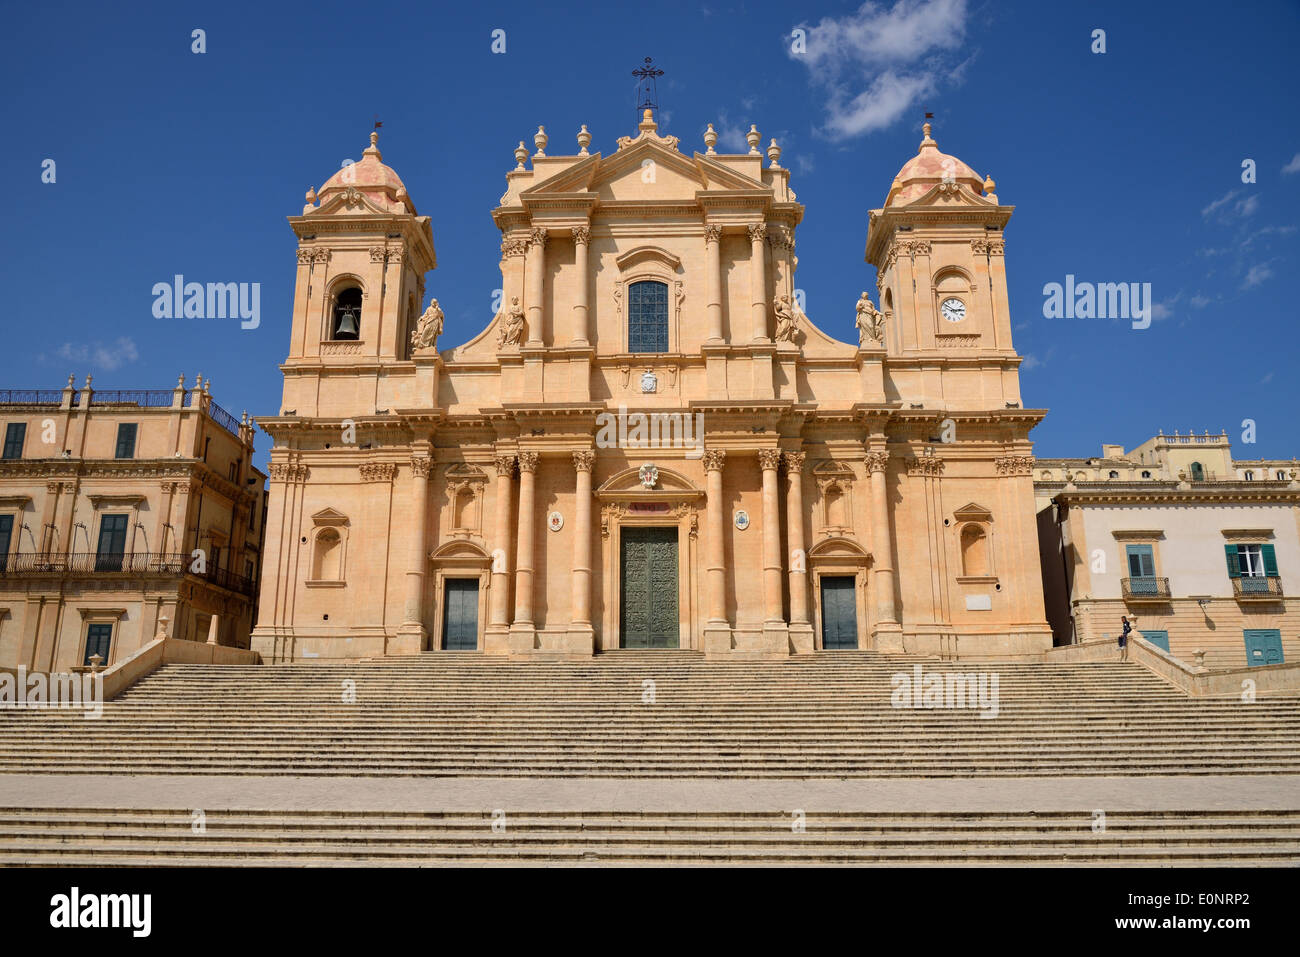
[335,306,359,338]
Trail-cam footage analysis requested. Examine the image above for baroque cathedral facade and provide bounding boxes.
[252,111,1050,662]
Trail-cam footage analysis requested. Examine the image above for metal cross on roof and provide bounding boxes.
[633,56,664,118]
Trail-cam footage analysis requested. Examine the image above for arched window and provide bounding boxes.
[1108,470,1119,479]
[1190,461,1205,481]
[331,287,362,340]
[628,280,668,352]
[960,524,989,577]
[313,528,342,580]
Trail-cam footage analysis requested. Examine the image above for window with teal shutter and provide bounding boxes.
[1224,544,1241,578]
[1262,544,1278,577]
[1126,544,1157,594]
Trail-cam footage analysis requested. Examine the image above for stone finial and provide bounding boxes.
[305,186,316,203]
[177,374,185,387]
[364,130,381,159]
[83,375,92,389]
[533,125,548,157]
[577,124,591,156]
[983,174,997,202]
[920,121,936,149]
[746,125,761,154]
[204,377,212,395]
[67,374,75,388]
[703,123,718,155]
[639,108,657,133]
[154,614,170,641]
[514,141,529,170]
[766,138,782,169]
[195,374,204,391]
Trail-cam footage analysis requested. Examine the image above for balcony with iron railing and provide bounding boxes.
[1233,576,1283,601]
[1121,576,1171,601]
[0,551,257,598]
[0,388,246,439]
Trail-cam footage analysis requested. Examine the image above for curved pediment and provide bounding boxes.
[615,245,682,272]
[431,539,490,561]
[597,464,702,498]
[809,536,870,560]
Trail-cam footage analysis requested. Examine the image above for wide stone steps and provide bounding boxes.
[2,657,1297,777]
[1,808,1296,866]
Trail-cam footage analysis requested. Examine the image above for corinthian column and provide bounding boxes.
[703,450,727,626]
[571,226,590,346]
[512,451,540,630]
[705,224,723,341]
[783,451,808,627]
[396,451,432,652]
[524,228,547,347]
[866,449,898,627]
[571,450,595,630]
[487,454,516,637]
[748,222,768,341]
[758,448,784,624]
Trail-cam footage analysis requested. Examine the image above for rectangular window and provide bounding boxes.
[627,280,669,353]
[0,514,13,573]
[1236,544,1266,577]
[84,623,113,667]
[95,514,129,572]
[2,423,25,460]
[1124,544,1159,594]
[114,423,138,459]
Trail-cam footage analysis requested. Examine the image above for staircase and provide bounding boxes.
[2,807,1297,866]
[2,652,1298,778]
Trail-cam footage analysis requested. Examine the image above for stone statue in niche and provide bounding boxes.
[410,299,444,352]
[855,291,885,346]
[773,294,802,343]
[496,296,526,348]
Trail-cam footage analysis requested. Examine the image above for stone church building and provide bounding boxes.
[253,111,1051,662]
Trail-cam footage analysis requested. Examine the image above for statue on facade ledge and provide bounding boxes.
[855,291,885,346]
[496,296,526,348]
[410,299,444,352]
[773,294,802,343]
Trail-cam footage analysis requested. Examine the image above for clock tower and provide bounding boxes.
[865,121,1021,411]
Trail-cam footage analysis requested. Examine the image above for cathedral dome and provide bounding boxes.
[885,123,985,207]
[315,131,415,214]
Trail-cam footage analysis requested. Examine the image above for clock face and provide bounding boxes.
[940,297,966,322]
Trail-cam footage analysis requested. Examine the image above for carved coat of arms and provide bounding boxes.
[638,464,659,489]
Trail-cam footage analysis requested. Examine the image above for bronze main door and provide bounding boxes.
[620,527,680,648]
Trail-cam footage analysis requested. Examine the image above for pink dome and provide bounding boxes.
[886,124,985,206]
[314,131,415,214]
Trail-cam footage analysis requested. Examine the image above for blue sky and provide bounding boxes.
[4,0,1298,468]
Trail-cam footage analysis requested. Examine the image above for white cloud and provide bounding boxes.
[1151,299,1176,321]
[1282,153,1300,175]
[1189,293,1211,308]
[1201,188,1260,221]
[789,0,970,140]
[713,112,751,152]
[1021,354,1040,370]
[1261,371,1274,384]
[1242,263,1274,288]
[49,337,140,371]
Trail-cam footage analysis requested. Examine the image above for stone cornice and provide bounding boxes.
[1055,486,1300,506]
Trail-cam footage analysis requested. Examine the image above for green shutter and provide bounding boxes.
[1262,544,1278,577]
[1225,544,1241,578]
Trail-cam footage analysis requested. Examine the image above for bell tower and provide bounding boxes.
[282,130,436,418]
[865,121,1020,410]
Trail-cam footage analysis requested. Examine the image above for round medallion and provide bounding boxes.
[547,511,564,532]
[638,463,659,489]
[734,510,750,530]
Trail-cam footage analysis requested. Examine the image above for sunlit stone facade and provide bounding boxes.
[253,115,1051,662]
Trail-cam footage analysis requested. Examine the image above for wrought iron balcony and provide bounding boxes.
[1233,576,1283,600]
[0,551,256,598]
[1121,576,1171,601]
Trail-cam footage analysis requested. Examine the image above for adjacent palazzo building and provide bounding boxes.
[253,113,1051,662]
[1036,431,1300,667]
[0,377,266,670]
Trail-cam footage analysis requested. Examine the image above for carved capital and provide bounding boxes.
[296,248,314,265]
[387,246,404,264]
[995,455,1035,476]
[572,450,595,473]
[500,237,529,259]
[517,450,540,473]
[864,451,890,474]
[905,456,945,477]
[988,239,1006,256]
[758,449,782,471]
[766,225,794,250]
[971,238,990,255]
[369,246,388,263]
[782,450,806,472]
[747,222,767,243]
[360,462,397,483]
[571,225,590,246]
[494,454,517,477]
[311,248,331,263]
[529,227,548,248]
[703,224,723,244]
[410,457,432,480]
[701,449,726,472]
